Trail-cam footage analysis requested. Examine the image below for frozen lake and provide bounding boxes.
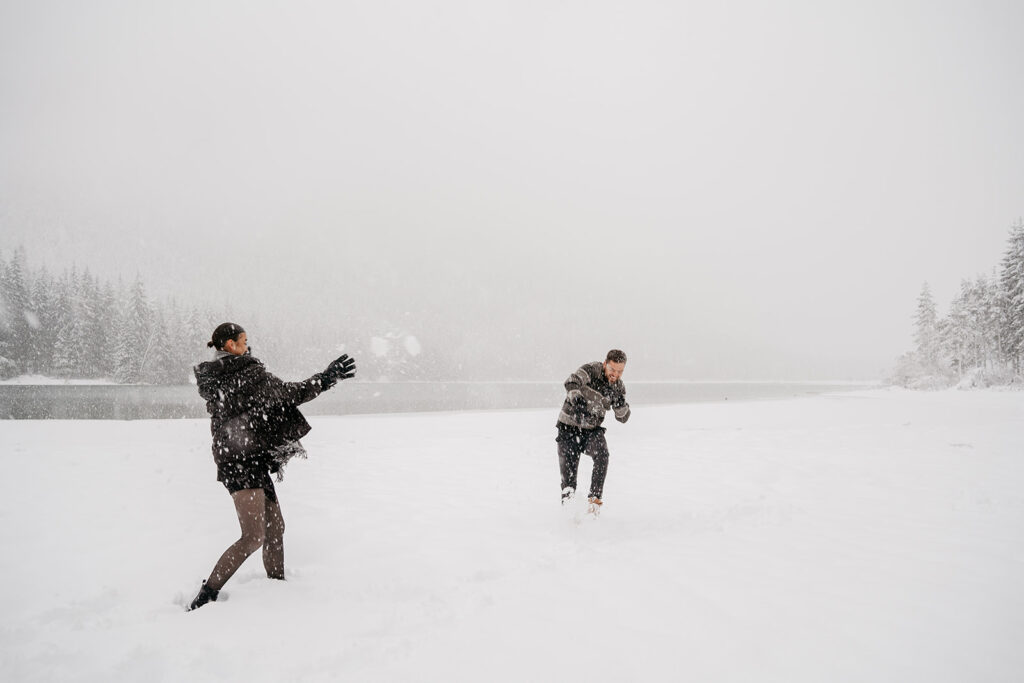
[0,380,873,419]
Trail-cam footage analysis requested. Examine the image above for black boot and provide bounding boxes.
[188,581,219,611]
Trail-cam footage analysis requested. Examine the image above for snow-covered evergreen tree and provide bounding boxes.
[115,276,155,383]
[913,282,941,371]
[999,219,1024,372]
[143,308,175,384]
[0,248,32,375]
[991,267,1013,368]
[184,306,208,351]
[941,281,972,379]
[147,301,192,384]
[0,256,15,378]
[51,269,83,378]
[27,266,56,375]
[76,270,106,377]
[96,280,119,378]
[976,274,1001,370]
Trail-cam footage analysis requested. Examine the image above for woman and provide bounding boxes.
[188,322,355,611]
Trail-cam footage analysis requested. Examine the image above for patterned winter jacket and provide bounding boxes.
[193,353,328,468]
[557,361,631,430]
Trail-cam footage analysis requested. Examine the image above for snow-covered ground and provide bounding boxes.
[1,388,1022,682]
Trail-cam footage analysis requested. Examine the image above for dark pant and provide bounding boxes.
[556,423,610,500]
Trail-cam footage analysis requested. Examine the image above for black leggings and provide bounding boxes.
[556,424,610,500]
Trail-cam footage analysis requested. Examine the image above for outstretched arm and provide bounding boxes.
[259,354,356,408]
[259,371,326,408]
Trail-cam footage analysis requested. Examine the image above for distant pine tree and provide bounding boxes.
[977,274,1001,370]
[77,270,105,377]
[0,256,15,378]
[971,277,990,369]
[52,270,81,378]
[115,277,154,383]
[942,281,972,378]
[913,282,941,371]
[27,267,57,374]
[96,280,119,378]
[0,248,32,373]
[999,219,1024,372]
[165,301,196,383]
[144,308,172,384]
[184,306,208,356]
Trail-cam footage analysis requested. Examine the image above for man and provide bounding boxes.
[556,349,631,516]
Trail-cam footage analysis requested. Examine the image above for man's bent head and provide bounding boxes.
[604,349,626,382]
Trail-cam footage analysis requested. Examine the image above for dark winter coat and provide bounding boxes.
[193,353,328,470]
[557,361,631,430]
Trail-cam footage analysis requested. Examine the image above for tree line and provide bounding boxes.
[894,219,1024,388]
[0,247,439,384]
[0,248,217,383]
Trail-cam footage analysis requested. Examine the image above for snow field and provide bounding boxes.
[1,389,1022,682]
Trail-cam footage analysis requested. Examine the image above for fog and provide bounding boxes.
[2,1,1022,380]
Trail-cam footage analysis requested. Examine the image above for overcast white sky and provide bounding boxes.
[1,0,1022,380]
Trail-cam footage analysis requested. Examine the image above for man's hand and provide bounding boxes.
[569,392,589,421]
[610,390,626,410]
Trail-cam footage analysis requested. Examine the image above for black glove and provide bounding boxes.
[322,354,356,388]
[610,390,626,410]
[570,393,589,421]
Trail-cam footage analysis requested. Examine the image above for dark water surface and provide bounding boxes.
[0,381,873,420]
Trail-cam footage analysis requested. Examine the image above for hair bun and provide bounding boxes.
[206,340,216,348]
[209,322,246,350]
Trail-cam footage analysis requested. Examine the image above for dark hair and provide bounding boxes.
[208,322,246,350]
[606,349,627,364]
